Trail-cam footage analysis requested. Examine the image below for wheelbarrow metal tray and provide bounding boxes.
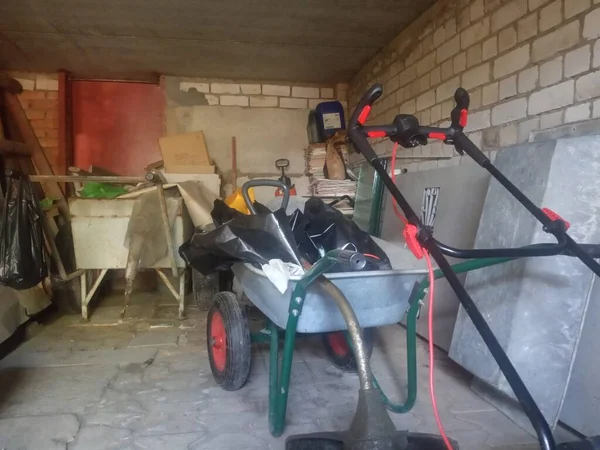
[232,263,427,333]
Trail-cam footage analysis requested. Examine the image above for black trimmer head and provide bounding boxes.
[286,389,457,450]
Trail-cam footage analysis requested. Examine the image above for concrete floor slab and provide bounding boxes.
[0,347,157,369]
[0,293,554,450]
[0,414,79,450]
[69,425,132,450]
[0,365,118,417]
[126,330,180,348]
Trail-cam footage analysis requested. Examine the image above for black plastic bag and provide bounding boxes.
[180,201,301,275]
[0,172,47,289]
[290,197,390,269]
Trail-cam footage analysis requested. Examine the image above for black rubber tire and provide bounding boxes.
[192,270,218,310]
[322,328,374,372]
[207,291,251,391]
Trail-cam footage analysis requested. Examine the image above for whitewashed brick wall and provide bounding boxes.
[178,79,348,110]
[349,0,600,171]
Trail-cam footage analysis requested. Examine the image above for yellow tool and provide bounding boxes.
[225,187,255,214]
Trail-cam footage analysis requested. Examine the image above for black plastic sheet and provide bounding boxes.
[0,173,47,289]
[180,200,301,275]
[290,197,390,269]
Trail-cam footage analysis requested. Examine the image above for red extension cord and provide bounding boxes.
[390,143,453,450]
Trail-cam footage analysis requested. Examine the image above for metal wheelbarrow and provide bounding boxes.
[204,180,434,441]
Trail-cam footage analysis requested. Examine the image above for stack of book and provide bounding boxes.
[305,143,327,179]
[305,143,357,215]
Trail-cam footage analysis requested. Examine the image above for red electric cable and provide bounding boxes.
[390,142,452,449]
[424,251,453,450]
[363,253,381,260]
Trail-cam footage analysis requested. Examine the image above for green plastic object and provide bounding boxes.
[80,182,128,199]
[39,197,53,209]
[352,159,388,237]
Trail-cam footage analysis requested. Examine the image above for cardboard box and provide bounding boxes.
[159,131,211,171]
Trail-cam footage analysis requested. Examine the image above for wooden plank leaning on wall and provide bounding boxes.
[1,78,70,219]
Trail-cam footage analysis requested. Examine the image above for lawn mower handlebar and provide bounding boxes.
[347,83,600,450]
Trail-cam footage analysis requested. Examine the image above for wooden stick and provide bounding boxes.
[3,91,70,218]
[155,269,180,300]
[231,136,237,189]
[38,210,69,280]
[0,118,5,203]
[0,138,32,155]
[29,174,146,183]
[0,74,23,94]
[116,184,176,199]
[57,72,68,182]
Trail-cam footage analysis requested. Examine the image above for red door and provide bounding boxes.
[71,81,163,176]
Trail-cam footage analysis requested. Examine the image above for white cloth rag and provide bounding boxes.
[261,259,305,294]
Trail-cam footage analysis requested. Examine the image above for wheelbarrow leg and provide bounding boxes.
[80,269,108,321]
[178,269,186,319]
[268,319,280,435]
[80,270,87,320]
[268,250,366,437]
[370,294,419,413]
[269,306,302,437]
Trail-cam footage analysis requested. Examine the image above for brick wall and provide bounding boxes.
[165,77,350,201]
[175,78,349,110]
[349,0,600,171]
[8,72,61,172]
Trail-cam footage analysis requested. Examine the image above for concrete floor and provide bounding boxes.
[0,291,551,450]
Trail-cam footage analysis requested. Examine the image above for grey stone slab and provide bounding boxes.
[0,289,540,450]
[293,335,328,362]
[0,365,118,417]
[85,388,147,429]
[132,401,210,437]
[303,358,356,383]
[451,137,600,428]
[389,412,423,432]
[444,429,491,450]
[0,414,79,450]
[86,409,146,430]
[455,410,535,446]
[177,329,207,348]
[154,370,212,392]
[127,330,181,348]
[189,431,270,450]
[70,425,133,450]
[0,347,157,369]
[141,363,171,383]
[18,325,136,353]
[136,387,208,406]
[133,432,205,450]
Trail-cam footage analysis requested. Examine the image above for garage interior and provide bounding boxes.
[1,0,600,449]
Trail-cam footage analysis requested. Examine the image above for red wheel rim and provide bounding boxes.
[210,311,227,372]
[328,332,349,357]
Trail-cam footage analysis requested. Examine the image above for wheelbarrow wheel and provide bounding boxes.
[322,328,374,372]
[207,291,251,391]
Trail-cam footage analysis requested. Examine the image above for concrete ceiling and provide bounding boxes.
[0,0,436,83]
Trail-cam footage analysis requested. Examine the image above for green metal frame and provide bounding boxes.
[369,256,515,413]
[257,251,517,437]
[267,250,343,436]
[368,158,388,237]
